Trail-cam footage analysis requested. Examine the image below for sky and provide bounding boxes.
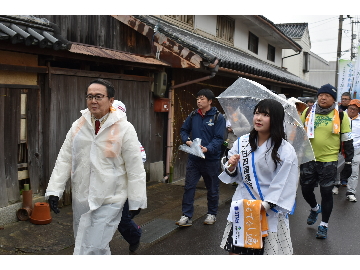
[263,15,360,62]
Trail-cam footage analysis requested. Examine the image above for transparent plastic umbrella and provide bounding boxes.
[179,138,205,159]
[217,77,315,165]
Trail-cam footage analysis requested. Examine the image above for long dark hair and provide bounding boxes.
[249,99,286,169]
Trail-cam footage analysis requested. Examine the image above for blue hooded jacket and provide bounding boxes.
[180,107,226,161]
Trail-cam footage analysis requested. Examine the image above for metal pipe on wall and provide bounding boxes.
[165,81,174,183]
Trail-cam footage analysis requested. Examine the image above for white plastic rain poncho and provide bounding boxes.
[45,107,147,255]
[113,100,146,162]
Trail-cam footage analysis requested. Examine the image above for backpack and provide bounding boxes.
[189,109,221,123]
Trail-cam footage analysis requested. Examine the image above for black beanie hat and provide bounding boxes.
[317,83,337,100]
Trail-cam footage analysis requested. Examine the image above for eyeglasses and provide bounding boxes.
[348,107,359,111]
[341,98,351,101]
[86,94,108,101]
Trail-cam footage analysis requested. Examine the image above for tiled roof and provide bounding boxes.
[69,43,169,66]
[275,23,308,39]
[257,16,302,50]
[0,15,70,50]
[135,16,317,91]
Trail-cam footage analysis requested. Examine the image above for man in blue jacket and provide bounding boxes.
[176,89,226,226]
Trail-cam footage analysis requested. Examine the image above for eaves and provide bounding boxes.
[112,15,317,92]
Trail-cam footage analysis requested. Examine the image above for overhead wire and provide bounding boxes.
[309,17,338,30]
[308,16,338,25]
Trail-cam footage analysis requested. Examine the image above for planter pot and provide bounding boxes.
[22,190,33,210]
[16,207,32,221]
[29,202,52,225]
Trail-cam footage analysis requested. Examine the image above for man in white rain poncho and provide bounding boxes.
[45,79,147,255]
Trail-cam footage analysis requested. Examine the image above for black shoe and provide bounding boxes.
[129,241,140,252]
[316,225,328,239]
[307,205,322,225]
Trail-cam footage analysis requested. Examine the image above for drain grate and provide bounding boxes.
[140,218,178,244]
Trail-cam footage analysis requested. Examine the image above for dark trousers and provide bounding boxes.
[118,199,142,245]
[182,158,220,218]
[300,161,337,223]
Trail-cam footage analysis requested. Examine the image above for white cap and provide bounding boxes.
[112,100,126,113]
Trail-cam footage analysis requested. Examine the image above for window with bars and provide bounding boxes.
[248,31,259,54]
[267,44,275,62]
[167,15,194,26]
[216,16,234,43]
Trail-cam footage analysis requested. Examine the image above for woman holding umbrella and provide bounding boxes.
[219,99,299,255]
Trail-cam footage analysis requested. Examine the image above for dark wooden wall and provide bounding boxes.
[42,73,165,203]
[39,15,152,55]
[171,69,236,181]
[0,88,6,207]
[0,86,41,207]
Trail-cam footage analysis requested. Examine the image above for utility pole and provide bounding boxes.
[335,15,344,89]
[351,20,360,60]
[351,20,354,60]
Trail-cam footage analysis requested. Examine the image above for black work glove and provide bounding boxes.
[129,209,141,219]
[342,163,352,180]
[48,195,60,214]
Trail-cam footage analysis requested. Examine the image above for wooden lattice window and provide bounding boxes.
[167,15,194,26]
[216,16,234,43]
[248,31,259,54]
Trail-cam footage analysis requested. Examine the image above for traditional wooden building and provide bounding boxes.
[113,15,318,182]
[0,15,168,210]
[0,15,319,216]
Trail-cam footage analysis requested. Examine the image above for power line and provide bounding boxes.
[310,26,339,34]
[308,16,338,25]
[309,17,338,29]
[312,37,338,43]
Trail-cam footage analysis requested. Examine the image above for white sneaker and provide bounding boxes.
[204,214,216,225]
[332,186,339,195]
[176,215,192,226]
[347,195,357,202]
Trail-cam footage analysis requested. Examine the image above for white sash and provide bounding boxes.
[305,101,317,139]
[237,135,295,215]
[238,134,264,201]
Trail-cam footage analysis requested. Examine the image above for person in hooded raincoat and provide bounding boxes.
[45,79,147,255]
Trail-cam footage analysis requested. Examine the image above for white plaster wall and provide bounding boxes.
[233,19,249,50]
[194,15,217,36]
[233,18,282,67]
[282,31,312,80]
[194,16,287,69]
[283,48,301,77]
[274,47,282,66]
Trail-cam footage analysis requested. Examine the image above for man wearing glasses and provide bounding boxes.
[45,78,147,255]
[339,92,351,112]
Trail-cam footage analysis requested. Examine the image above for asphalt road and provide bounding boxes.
[139,185,360,255]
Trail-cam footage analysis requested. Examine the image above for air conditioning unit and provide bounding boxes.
[153,72,167,98]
